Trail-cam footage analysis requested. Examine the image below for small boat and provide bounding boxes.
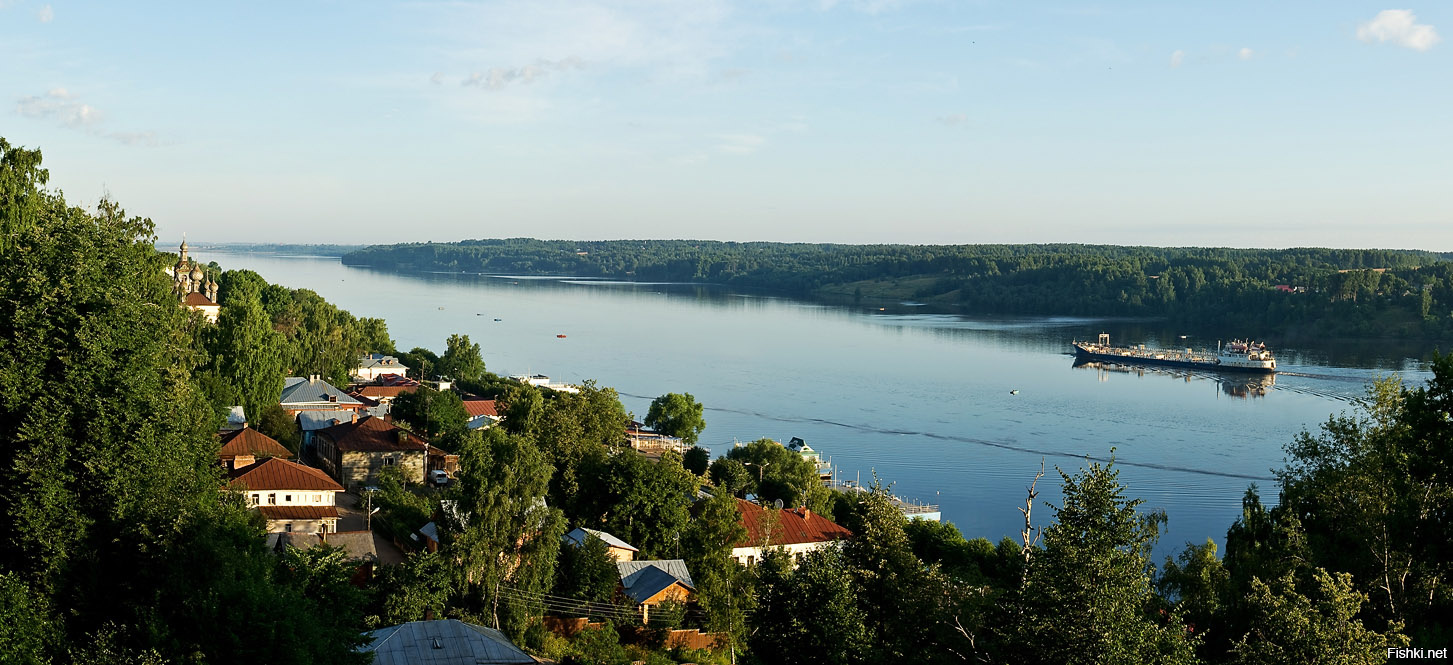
[494,318,502,322]
[556,334,567,338]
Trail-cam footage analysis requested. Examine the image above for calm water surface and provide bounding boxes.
[199,251,1436,556]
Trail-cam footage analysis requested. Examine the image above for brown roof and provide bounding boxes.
[355,385,417,399]
[734,499,852,548]
[463,399,499,418]
[318,415,429,453]
[184,292,217,306]
[229,457,345,492]
[258,505,340,520]
[217,427,293,460]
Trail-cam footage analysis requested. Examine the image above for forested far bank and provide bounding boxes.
[343,239,1453,340]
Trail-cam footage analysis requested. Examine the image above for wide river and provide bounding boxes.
[199,250,1438,556]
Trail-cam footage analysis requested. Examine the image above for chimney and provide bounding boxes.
[351,412,359,424]
[233,454,255,469]
[398,431,409,444]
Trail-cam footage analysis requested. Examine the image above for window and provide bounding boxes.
[285,524,293,533]
[284,494,292,503]
[268,493,276,505]
[384,456,396,466]
[251,493,260,505]
[313,494,322,503]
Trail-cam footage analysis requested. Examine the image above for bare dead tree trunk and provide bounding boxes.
[1019,459,1045,590]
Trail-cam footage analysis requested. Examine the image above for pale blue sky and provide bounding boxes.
[3,2,1448,249]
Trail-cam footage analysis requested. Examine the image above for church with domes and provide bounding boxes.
[172,240,221,322]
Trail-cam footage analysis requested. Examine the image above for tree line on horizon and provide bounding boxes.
[343,238,1453,340]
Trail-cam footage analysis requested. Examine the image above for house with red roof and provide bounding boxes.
[216,426,293,471]
[462,399,501,430]
[228,457,346,536]
[731,498,852,566]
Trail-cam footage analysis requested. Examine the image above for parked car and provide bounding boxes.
[428,469,450,487]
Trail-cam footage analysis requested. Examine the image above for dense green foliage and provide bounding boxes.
[0,139,368,663]
[645,392,706,446]
[345,238,1453,339]
[392,384,469,441]
[215,268,393,387]
[723,439,832,516]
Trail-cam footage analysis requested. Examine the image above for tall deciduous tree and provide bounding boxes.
[645,392,706,446]
[682,489,752,650]
[437,333,486,384]
[749,548,869,665]
[1275,370,1453,642]
[1001,460,1197,665]
[212,285,286,424]
[392,384,468,441]
[725,439,831,516]
[588,450,700,559]
[0,141,367,663]
[446,427,565,641]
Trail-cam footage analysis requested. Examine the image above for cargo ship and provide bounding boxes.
[1071,333,1276,373]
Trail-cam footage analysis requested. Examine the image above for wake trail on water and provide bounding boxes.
[619,391,1276,481]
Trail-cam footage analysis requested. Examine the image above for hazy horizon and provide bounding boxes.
[191,237,1452,254]
[5,2,1448,249]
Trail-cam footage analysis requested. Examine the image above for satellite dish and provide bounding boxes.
[773,499,784,510]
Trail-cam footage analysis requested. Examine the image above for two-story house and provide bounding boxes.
[353,354,410,383]
[313,415,433,487]
[228,457,345,536]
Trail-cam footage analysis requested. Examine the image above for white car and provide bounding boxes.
[428,469,450,487]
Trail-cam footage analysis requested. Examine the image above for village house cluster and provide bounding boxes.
[184,252,938,659]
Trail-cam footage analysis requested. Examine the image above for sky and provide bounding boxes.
[2,1,1449,249]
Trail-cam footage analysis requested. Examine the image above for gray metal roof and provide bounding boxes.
[358,353,407,370]
[276,531,379,563]
[617,560,694,603]
[364,620,537,665]
[281,377,362,407]
[298,410,361,431]
[564,527,638,553]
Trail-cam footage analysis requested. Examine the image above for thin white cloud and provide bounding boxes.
[716,133,765,155]
[16,88,101,127]
[14,88,157,146]
[462,57,585,90]
[1170,49,1184,67]
[1238,47,1254,60]
[1357,9,1440,51]
[37,4,52,22]
[936,113,967,126]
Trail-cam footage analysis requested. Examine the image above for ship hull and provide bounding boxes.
[1072,344,1277,374]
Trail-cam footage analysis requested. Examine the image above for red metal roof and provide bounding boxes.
[734,499,852,548]
[462,399,499,418]
[258,505,340,520]
[355,385,417,399]
[217,427,293,460]
[228,457,344,492]
[318,415,430,453]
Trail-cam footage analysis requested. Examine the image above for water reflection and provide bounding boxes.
[1071,359,1276,400]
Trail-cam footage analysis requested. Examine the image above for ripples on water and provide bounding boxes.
[196,251,1437,555]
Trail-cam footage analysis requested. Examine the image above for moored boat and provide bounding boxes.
[1071,333,1276,373]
